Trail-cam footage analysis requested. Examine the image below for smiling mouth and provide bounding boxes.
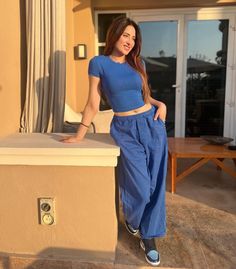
[124,45,130,50]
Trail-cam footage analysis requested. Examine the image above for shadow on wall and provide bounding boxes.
[34,51,66,133]
[73,0,91,12]
[72,0,96,26]
[19,0,27,113]
[19,1,66,133]
[0,247,115,269]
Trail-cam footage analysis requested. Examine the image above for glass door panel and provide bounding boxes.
[139,21,178,137]
[185,20,229,137]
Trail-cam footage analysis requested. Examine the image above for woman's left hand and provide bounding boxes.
[154,102,167,121]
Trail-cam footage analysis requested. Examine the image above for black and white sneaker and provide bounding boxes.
[124,220,139,236]
[140,238,160,266]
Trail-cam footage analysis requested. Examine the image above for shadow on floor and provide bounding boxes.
[167,159,236,214]
[0,248,115,269]
[116,160,236,268]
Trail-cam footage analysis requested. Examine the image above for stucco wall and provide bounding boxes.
[92,0,236,9]
[0,165,117,261]
[0,1,22,137]
[66,0,96,112]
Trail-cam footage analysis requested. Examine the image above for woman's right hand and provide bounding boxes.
[60,136,82,143]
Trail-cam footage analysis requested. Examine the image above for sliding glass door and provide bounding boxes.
[139,20,178,136]
[132,10,235,138]
[185,19,229,137]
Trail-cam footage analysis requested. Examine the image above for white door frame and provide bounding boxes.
[232,20,236,141]
[130,8,236,138]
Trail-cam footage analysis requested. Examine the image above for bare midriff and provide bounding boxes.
[114,103,152,116]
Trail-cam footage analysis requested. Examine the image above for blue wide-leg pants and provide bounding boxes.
[110,106,168,239]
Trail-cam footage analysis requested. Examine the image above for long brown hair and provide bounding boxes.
[103,16,150,102]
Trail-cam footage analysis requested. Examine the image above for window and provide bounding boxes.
[97,13,126,55]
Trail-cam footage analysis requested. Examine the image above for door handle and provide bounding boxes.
[172,84,181,93]
[172,84,180,88]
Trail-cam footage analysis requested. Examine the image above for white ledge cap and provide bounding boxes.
[0,133,120,167]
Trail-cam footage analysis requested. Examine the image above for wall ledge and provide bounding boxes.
[0,133,120,167]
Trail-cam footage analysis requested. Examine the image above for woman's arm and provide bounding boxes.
[62,76,101,143]
[148,96,167,121]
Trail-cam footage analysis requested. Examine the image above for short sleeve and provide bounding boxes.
[88,56,102,78]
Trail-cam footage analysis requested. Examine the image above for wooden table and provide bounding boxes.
[168,137,236,193]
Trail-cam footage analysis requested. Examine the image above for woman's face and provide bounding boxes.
[113,25,136,56]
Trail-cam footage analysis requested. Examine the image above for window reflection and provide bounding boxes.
[139,21,177,137]
[185,20,228,137]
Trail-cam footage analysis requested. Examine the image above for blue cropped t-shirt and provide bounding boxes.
[88,55,145,112]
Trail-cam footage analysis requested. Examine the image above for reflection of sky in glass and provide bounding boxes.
[139,20,226,64]
[188,20,223,63]
[139,21,177,57]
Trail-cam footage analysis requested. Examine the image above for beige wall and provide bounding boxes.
[92,0,236,9]
[0,165,117,261]
[0,1,22,137]
[66,0,96,112]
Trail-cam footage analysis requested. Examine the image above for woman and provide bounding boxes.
[62,16,168,267]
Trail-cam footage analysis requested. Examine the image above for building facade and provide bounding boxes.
[1,0,236,139]
[66,0,236,139]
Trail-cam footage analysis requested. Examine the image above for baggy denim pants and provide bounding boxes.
[110,106,168,239]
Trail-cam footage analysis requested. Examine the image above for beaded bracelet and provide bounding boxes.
[80,122,90,128]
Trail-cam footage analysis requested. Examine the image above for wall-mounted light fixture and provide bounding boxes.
[74,44,87,60]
